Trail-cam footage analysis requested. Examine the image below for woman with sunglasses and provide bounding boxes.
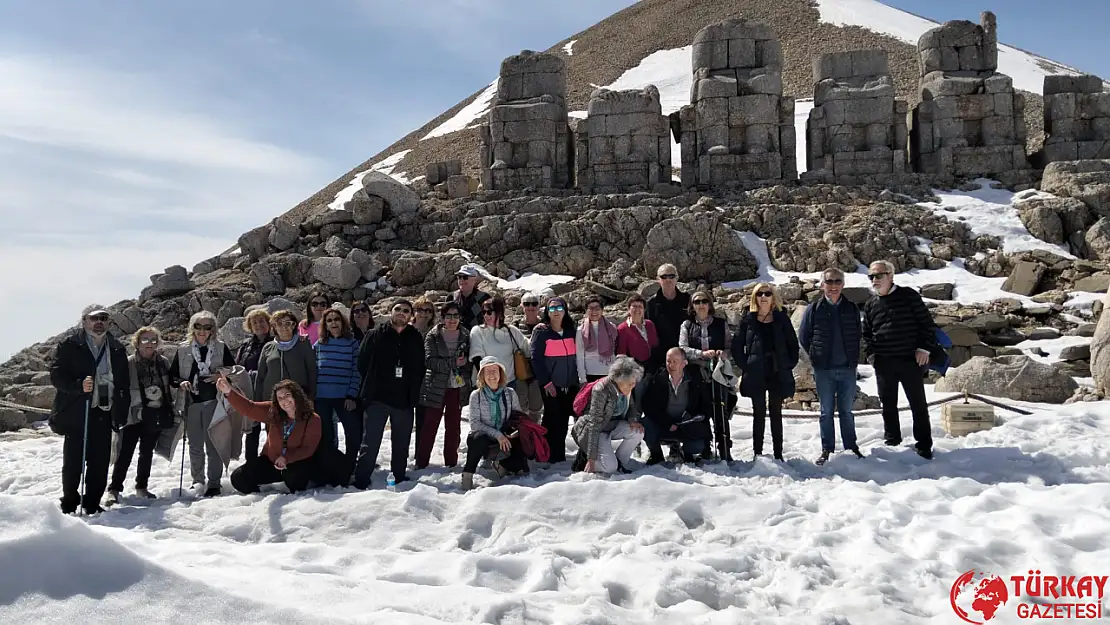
[411,297,437,338]
[730,283,799,461]
[298,292,330,346]
[678,290,735,459]
[350,301,376,343]
[105,326,175,505]
[169,310,236,497]
[416,301,472,469]
[469,296,530,391]
[528,297,579,464]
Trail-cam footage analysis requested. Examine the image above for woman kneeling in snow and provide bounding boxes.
[572,355,646,475]
[462,357,528,491]
[215,375,321,494]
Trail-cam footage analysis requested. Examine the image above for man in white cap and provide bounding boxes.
[452,264,491,328]
[49,304,131,515]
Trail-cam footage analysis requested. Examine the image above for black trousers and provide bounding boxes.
[540,385,577,463]
[61,408,113,512]
[108,420,161,492]
[230,455,313,494]
[874,355,933,451]
[245,423,263,461]
[463,432,527,474]
[750,391,784,458]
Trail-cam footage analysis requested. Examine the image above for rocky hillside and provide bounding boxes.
[276,0,1092,228]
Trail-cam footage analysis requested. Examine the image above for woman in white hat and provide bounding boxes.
[462,356,526,490]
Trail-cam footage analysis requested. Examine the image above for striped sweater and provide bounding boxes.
[314,336,361,399]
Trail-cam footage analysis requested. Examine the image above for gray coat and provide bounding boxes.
[254,336,317,401]
[467,387,521,440]
[571,378,641,461]
[419,325,473,408]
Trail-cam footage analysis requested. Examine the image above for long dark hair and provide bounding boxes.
[304,291,329,325]
[270,379,315,423]
[541,298,576,335]
[318,308,351,343]
[481,296,506,328]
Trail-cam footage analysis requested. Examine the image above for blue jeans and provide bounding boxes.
[813,367,858,452]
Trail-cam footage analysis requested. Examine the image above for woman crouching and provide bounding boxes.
[462,357,527,491]
[216,375,321,494]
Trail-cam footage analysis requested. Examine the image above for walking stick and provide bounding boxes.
[78,396,90,516]
[177,394,190,498]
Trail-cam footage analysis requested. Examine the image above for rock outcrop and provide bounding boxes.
[935,354,1078,403]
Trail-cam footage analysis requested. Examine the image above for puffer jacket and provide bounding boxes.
[571,378,640,461]
[419,324,472,408]
[467,386,522,440]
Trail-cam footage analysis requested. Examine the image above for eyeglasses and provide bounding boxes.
[755,292,773,298]
[658,274,676,280]
[548,306,565,313]
[416,308,434,314]
[693,299,710,305]
[868,273,890,281]
[352,308,369,315]
[522,302,538,307]
[139,338,158,345]
[444,313,461,320]
[194,324,214,331]
[824,279,844,285]
[311,301,328,308]
[86,314,110,322]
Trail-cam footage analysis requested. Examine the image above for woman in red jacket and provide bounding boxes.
[616,294,659,374]
[215,375,321,494]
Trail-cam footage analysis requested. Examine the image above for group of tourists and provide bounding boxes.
[48,259,942,515]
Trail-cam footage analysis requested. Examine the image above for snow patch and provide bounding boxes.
[923,180,1075,258]
[327,149,413,210]
[460,260,573,295]
[563,40,577,56]
[813,0,1093,94]
[422,79,499,141]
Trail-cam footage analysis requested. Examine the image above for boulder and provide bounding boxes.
[357,171,421,218]
[1001,260,1046,296]
[249,262,285,295]
[942,324,982,347]
[1084,218,1110,261]
[935,355,1078,404]
[1074,273,1110,293]
[312,257,361,289]
[642,212,757,284]
[324,235,354,258]
[789,306,816,396]
[1041,160,1110,218]
[390,250,475,290]
[920,283,954,300]
[238,224,272,261]
[139,265,193,304]
[217,300,245,327]
[1023,327,1060,341]
[347,249,383,282]
[1017,201,1064,245]
[218,316,249,349]
[269,218,300,252]
[349,191,386,225]
[0,408,27,432]
[6,385,56,410]
[1060,344,1091,361]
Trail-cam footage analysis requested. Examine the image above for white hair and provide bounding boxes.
[822,267,845,282]
[607,355,644,385]
[657,263,678,278]
[868,260,895,275]
[186,310,219,343]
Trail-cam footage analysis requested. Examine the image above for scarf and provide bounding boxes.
[581,316,616,358]
[86,332,114,409]
[191,340,213,380]
[614,392,629,418]
[276,336,299,352]
[696,316,714,350]
[482,386,506,430]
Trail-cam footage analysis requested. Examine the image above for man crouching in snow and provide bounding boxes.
[572,355,646,474]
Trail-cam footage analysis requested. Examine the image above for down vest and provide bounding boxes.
[419,325,473,408]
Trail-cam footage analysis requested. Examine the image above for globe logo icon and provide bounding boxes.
[950,569,1010,623]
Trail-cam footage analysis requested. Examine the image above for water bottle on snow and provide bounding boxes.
[386,472,397,492]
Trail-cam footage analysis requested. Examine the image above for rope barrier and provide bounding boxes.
[724,390,1033,420]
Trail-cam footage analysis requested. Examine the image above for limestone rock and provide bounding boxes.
[249,262,285,296]
[139,266,193,304]
[935,355,1077,404]
[312,257,361,289]
[238,224,272,261]
[1017,202,1064,245]
[1085,218,1110,261]
[347,248,383,282]
[1060,344,1090,361]
[217,301,244,327]
[390,250,474,290]
[1001,260,1046,296]
[350,191,386,225]
[6,385,55,410]
[1074,273,1110,293]
[642,212,757,284]
[1042,160,1110,218]
[921,283,954,300]
[357,171,421,218]
[325,235,354,258]
[269,218,300,252]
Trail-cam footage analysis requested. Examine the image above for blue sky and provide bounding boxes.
[0,0,1106,359]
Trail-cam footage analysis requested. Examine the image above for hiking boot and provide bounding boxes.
[646,454,665,466]
[849,447,864,459]
[135,488,156,499]
[104,490,120,506]
[461,473,474,491]
[494,463,508,478]
[884,437,902,446]
[815,450,831,466]
[202,486,221,498]
[916,448,933,460]
[571,451,587,472]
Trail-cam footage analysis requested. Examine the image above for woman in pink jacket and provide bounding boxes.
[616,294,659,374]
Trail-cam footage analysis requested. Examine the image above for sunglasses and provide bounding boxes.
[658,274,676,280]
[86,314,110,322]
[416,308,434,314]
[868,273,890,281]
[352,308,369,315]
[522,302,538,307]
[693,299,711,305]
[824,279,844,285]
[755,292,773,298]
[444,313,461,320]
[311,301,328,308]
[482,309,496,316]
[194,324,214,331]
[548,306,565,312]
[139,337,158,345]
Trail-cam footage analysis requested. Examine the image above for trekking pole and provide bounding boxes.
[178,395,189,497]
[78,396,90,516]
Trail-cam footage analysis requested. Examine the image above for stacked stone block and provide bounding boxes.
[573,86,671,192]
[478,50,572,191]
[1042,74,1110,164]
[805,50,908,180]
[909,12,1028,178]
[670,18,796,188]
[425,159,474,199]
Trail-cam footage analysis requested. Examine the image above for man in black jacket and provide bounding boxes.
[636,348,711,464]
[49,304,131,514]
[646,263,691,374]
[353,299,426,488]
[861,261,939,459]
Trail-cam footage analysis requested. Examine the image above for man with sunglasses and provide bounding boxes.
[49,304,130,515]
[352,299,425,489]
[452,264,491,328]
[646,263,691,373]
[799,268,863,465]
[861,260,939,460]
